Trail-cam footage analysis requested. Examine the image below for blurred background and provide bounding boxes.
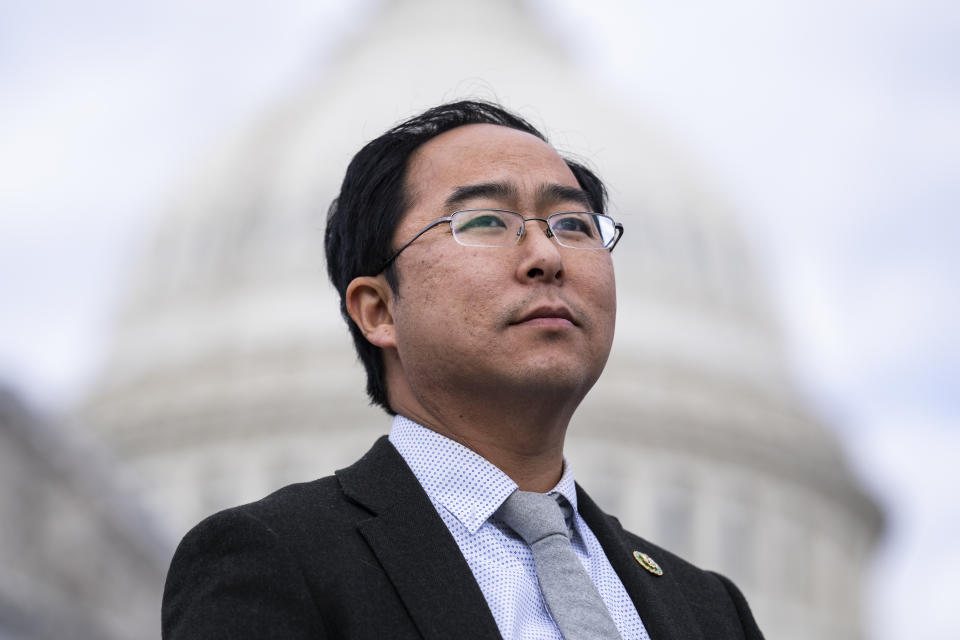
[1,0,957,638]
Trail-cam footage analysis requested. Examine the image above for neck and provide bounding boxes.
[392,382,580,493]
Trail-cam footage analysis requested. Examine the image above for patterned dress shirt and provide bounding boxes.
[389,415,650,640]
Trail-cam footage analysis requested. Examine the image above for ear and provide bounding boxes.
[345,275,397,349]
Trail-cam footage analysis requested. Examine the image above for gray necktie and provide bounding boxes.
[496,490,623,640]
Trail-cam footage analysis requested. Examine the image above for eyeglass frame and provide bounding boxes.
[378,208,624,273]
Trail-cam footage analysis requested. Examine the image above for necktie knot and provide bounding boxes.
[496,490,568,545]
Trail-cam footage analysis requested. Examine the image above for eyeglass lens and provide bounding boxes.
[450,210,616,249]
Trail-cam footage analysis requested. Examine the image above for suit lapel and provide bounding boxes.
[336,437,502,640]
[577,485,705,640]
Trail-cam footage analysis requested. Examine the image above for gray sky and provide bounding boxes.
[1,1,957,637]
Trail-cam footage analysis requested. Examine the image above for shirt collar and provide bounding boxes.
[550,454,579,513]
[390,416,516,534]
[388,415,580,535]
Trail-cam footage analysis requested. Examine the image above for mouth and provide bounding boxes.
[511,305,578,328]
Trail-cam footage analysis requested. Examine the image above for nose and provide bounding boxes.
[516,218,564,283]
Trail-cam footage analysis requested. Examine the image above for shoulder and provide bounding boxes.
[183,434,405,545]
[167,434,413,576]
[162,473,387,639]
[578,485,734,597]
[577,487,765,639]
[216,475,356,532]
[619,526,747,604]
[625,529,764,639]
[171,472,372,568]
[161,479,347,639]
[161,437,456,640]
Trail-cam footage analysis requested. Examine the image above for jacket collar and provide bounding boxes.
[336,436,503,640]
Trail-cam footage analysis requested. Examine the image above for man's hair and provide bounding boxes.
[324,100,608,413]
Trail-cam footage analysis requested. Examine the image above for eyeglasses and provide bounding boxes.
[380,209,624,272]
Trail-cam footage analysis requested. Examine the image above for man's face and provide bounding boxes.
[387,123,617,407]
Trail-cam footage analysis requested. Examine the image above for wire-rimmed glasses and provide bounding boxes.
[379,209,624,272]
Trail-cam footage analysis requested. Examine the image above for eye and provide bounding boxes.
[456,213,509,232]
[551,214,595,237]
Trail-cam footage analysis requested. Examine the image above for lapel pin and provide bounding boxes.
[633,551,663,576]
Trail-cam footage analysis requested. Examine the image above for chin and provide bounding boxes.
[511,357,603,396]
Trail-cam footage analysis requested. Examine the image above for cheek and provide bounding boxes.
[447,272,503,334]
[590,286,618,342]
[395,255,500,341]
[585,264,616,304]
[575,259,617,313]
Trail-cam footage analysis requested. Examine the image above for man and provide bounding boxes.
[162,101,764,639]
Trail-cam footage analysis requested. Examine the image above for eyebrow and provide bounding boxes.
[443,182,516,210]
[443,181,594,211]
[536,183,593,211]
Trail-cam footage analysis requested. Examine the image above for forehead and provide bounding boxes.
[404,124,579,211]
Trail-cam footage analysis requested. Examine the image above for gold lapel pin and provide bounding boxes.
[633,551,663,576]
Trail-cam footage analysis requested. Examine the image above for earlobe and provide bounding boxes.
[345,276,397,349]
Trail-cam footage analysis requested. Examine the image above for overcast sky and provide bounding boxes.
[1,1,957,637]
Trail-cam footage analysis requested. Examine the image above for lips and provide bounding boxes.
[511,304,578,327]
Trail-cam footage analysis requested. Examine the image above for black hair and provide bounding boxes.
[324,100,607,413]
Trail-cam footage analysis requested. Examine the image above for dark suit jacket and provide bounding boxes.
[162,436,764,639]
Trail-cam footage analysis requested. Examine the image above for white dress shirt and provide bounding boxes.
[389,415,650,640]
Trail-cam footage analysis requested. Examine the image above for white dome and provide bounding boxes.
[95,0,791,441]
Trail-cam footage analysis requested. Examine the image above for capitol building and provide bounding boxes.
[3,1,882,638]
